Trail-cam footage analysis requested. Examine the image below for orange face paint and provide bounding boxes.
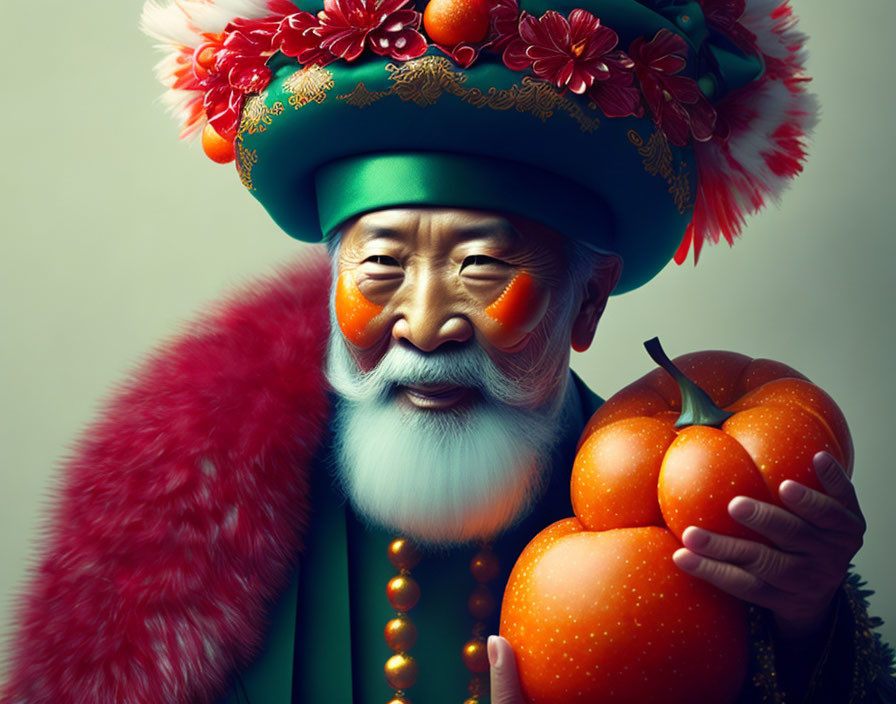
[485,272,547,346]
[334,270,384,348]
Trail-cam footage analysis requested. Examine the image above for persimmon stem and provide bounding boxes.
[643,337,733,429]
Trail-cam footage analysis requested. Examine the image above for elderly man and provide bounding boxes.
[3,0,894,702]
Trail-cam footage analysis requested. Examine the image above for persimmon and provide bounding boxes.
[201,122,235,164]
[502,338,854,703]
[423,0,490,47]
[501,521,748,704]
[583,338,853,540]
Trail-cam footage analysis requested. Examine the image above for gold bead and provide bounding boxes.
[386,575,421,612]
[385,653,419,690]
[470,549,500,583]
[461,637,490,674]
[385,698,409,704]
[385,616,418,652]
[463,699,479,704]
[467,583,496,620]
[388,538,422,571]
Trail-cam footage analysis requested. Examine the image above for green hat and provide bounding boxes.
[142,0,815,293]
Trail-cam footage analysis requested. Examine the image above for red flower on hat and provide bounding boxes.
[502,10,615,94]
[275,12,337,66]
[629,29,716,146]
[197,16,285,138]
[501,9,640,116]
[316,0,427,62]
[587,52,642,118]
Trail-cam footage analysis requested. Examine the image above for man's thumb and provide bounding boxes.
[488,635,524,704]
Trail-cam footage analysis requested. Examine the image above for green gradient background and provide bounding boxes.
[2,0,894,677]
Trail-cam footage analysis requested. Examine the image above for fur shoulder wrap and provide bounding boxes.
[2,250,332,704]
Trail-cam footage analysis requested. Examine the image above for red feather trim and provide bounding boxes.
[680,0,817,264]
[2,250,332,704]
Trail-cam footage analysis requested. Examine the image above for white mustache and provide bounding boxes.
[326,338,548,409]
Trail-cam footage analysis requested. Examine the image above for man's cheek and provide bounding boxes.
[334,270,385,348]
[480,272,550,349]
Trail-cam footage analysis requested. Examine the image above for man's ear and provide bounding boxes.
[571,255,622,353]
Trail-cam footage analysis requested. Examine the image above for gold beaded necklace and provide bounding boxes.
[383,538,501,704]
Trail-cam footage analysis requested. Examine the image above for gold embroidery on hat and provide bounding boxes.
[338,56,600,133]
[241,92,285,135]
[282,64,335,109]
[235,136,258,191]
[627,129,694,214]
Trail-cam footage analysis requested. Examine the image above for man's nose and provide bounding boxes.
[391,275,474,352]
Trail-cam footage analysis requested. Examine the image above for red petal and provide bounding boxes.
[664,74,701,103]
[583,24,619,58]
[567,9,600,42]
[641,29,687,64]
[375,27,427,60]
[687,95,718,142]
[649,53,686,74]
[436,41,479,67]
[568,69,591,94]
[319,27,368,60]
[376,0,414,18]
[529,11,571,53]
[592,81,642,117]
[502,37,532,70]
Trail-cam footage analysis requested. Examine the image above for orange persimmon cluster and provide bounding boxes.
[500,339,853,704]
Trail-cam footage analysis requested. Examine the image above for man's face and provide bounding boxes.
[326,208,616,544]
[333,208,574,406]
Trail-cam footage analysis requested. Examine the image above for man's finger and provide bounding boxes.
[681,526,763,565]
[681,526,797,589]
[812,451,865,522]
[728,496,814,552]
[672,548,786,611]
[779,480,866,541]
[489,635,524,704]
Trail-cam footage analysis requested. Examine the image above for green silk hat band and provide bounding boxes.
[315,152,616,256]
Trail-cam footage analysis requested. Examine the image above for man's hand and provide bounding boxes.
[488,635,525,704]
[672,451,866,640]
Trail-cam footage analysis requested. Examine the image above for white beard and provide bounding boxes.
[326,333,574,546]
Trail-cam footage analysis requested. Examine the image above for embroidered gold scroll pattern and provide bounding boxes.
[239,65,334,136]
[282,64,335,109]
[338,56,601,133]
[240,92,284,135]
[236,137,258,191]
[627,129,694,214]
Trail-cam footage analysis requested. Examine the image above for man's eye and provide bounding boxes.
[461,255,505,269]
[365,255,400,266]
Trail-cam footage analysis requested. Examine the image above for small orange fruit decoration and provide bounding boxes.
[201,122,236,164]
[501,338,854,704]
[423,0,491,47]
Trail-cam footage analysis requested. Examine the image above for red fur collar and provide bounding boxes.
[2,251,332,704]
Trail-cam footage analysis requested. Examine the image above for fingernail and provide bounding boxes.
[682,526,709,550]
[814,452,837,476]
[488,635,501,668]
[814,450,832,465]
[673,548,701,571]
[780,480,806,503]
[729,497,755,521]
